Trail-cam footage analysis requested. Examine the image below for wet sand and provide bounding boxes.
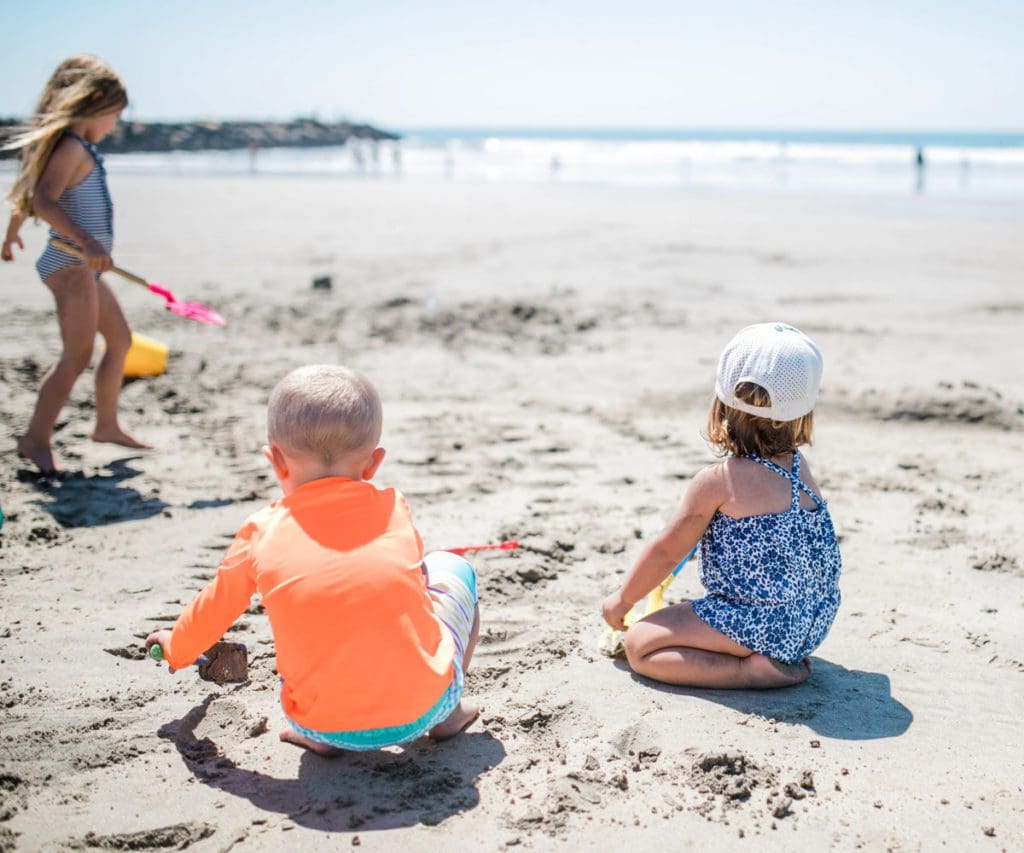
[1,175,1022,850]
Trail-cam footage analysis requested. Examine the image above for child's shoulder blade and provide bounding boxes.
[687,461,731,509]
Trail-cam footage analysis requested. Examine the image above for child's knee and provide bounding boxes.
[101,328,132,356]
[423,551,477,597]
[622,625,650,669]
[424,550,473,573]
[60,340,94,372]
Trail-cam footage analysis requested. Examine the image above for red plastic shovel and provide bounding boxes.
[49,238,226,326]
[445,540,519,556]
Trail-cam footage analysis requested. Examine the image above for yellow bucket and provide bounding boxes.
[122,332,168,378]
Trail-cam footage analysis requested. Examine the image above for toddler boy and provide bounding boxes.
[147,365,480,753]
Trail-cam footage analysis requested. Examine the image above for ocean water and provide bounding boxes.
[5,128,1024,200]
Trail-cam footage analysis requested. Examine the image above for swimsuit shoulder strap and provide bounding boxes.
[64,131,102,164]
[748,451,824,511]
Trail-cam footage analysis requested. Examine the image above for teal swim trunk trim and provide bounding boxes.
[285,551,478,751]
[287,661,463,751]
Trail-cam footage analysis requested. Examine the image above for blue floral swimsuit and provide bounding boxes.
[691,451,842,664]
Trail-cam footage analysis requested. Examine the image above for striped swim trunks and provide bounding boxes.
[285,551,478,751]
[424,549,478,663]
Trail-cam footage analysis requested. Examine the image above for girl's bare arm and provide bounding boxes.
[603,465,724,628]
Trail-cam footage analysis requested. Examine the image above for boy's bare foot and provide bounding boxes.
[90,427,151,449]
[742,653,812,688]
[16,436,59,475]
[428,700,480,740]
[278,728,343,757]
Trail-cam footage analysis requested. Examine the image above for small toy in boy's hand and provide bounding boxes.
[149,640,248,683]
[197,642,249,683]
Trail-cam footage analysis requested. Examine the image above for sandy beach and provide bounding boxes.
[1,174,1022,851]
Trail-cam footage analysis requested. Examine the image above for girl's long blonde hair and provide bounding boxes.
[4,54,128,217]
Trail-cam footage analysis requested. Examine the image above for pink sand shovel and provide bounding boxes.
[49,237,226,326]
[445,540,519,556]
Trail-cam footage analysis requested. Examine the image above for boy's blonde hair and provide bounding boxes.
[4,54,128,218]
[705,382,814,459]
[267,365,382,465]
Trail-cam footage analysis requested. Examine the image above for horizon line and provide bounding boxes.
[2,114,1023,137]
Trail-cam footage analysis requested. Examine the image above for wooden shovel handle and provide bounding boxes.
[48,237,149,287]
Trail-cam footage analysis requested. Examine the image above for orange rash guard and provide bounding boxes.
[165,477,456,731]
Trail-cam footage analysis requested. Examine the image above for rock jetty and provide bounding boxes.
[0,118,399,157]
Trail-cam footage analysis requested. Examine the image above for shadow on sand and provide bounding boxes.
[158,696,506,832]
[617,657,912,740]
[21,457,239,527]
[20,457,168,527]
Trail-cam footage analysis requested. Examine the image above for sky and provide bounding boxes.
[0,1,1021,132]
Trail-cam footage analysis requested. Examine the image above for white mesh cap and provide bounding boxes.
[715,322,823,421]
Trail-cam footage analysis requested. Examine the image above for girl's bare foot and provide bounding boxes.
[278,728,343,757]
[428,700,480,740]
[742,653,812,688]
[16,436,59,475]
[90,427,151,449]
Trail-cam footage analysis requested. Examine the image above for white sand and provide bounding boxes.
[1,175,1022,850]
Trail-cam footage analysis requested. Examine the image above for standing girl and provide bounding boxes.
[3,54,146,475]
[602,323,842,689]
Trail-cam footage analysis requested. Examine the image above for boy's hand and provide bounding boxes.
[145,629,177,673]
[602,591,633,631]
[1,235,23,261]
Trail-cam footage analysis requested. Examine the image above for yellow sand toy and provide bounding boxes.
[598,545,698,657]
[122,332,168,378]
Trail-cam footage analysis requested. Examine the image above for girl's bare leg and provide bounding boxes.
[91,276,148,448]
[16,267,99,473]
[624,602,811,689]
[430,605,481,739]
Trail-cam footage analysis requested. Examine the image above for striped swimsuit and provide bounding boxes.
[35,133,113,283]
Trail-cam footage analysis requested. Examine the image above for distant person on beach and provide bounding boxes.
[352,139,366,172]
[602,323,842,689]
[146,365,481,754]
[2,54,146,474]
